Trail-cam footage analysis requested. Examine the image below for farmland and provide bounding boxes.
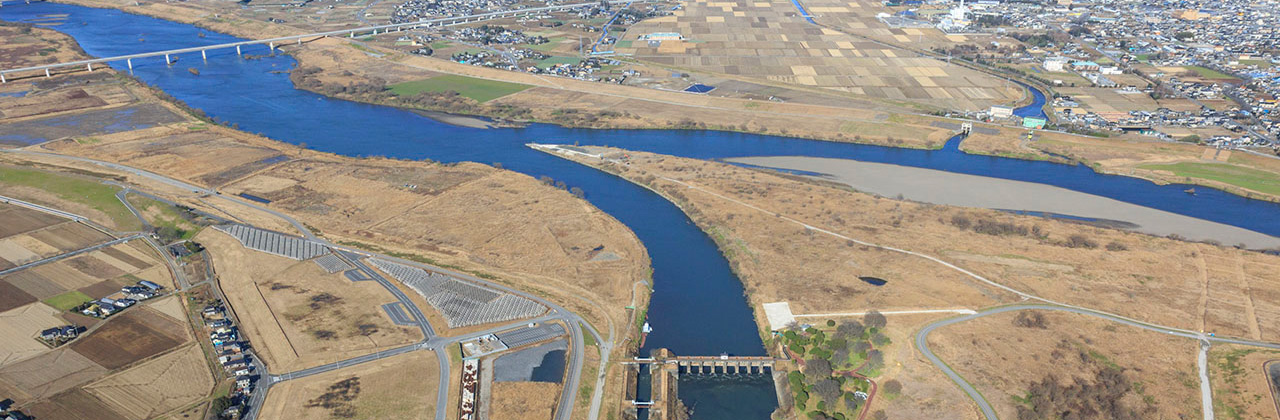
[0,303,69,368]
[69,308,189,370]
[83,343,215,420]
[256,350,440,420]
[388,74,532,103]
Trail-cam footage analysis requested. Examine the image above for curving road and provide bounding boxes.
[915,304,1280,420]
[2,149,607,420]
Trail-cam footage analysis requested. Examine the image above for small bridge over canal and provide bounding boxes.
[0,0,650,83]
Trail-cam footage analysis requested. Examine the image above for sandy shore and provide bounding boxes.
[727,156,1280,249]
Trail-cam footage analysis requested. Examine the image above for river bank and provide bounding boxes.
[17,0,1280,203]
[726,156,1280,249]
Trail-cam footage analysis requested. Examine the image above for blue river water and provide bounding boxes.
[2,4,1278,419]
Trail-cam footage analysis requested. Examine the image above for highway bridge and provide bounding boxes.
[0,0,649,83]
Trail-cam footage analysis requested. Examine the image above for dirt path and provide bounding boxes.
[1195,245,1210,333]
[1232,253,1264,340]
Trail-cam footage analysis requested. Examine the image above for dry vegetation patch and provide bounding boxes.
[83,343,215,420]
[560,148,1280,341]
[929,310,1200,420]
[199,229,421,372]
[0,303,70,368]
[490,381,561,420]
[257,350,439,420]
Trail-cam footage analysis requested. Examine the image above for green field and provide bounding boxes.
[0,166,138,230]
[526,36,568,53]
[1239,59,1275,69]
[388,75,531,103]
[127,195,201,242]
[1184,66,1235,79]
[44,290,93,311]
[1140,162,1280,196]
[537,56,581,68]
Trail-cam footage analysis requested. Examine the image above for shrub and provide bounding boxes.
[1106,241,1128,251]
[1065,234,1099,249]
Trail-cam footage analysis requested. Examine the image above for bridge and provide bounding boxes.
[0,0,650,83]
[625,355,783,375]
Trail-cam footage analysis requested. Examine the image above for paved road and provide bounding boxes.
[1199,339,1215,420]
[272,342,423,382]
[7,149,610,420]
[915,304,1280,420]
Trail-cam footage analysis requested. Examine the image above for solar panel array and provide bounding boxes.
[371,259,546,328]
[496,323,567,349]
[313,253,354,273]
[214,225,328,260]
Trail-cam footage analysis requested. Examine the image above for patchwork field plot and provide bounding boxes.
[0,281,38,313]
[256,349,439,420]
[69,308,189,370]
[0,220,112,271]
[0,205,65,238]
[0,348,108,401]
[84,344,214,420]
[21,388,129,420]
[2,242,164,302]
[200,229,421,372]
[614,0,1017,110]
[0,303,68,368]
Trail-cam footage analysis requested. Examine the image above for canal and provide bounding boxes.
[3,4,1278,419]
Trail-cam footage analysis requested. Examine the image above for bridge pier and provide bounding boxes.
[236,45,242,56]
[1,73,6,84]
[165,54,171,65]
[201,49,207,60]
[86,63,92,72]
[127,58,132,70]
[45,68,50,78]
[269,41,275,51]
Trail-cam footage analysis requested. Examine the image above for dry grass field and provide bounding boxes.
[0,348,109,402]
[928,309,1201,420]
[0,24,87,77]
[2,241,164,308]
[0,303,72,368]
[69,308,190,370]
[490,381,562,420]
[562,148,1280,340]
[19,388,129,420]
[547,146,1280,416]
[1207,345,1280,420]
[83,343,215,420]
[200,229,422,373]
[256,350,440,420]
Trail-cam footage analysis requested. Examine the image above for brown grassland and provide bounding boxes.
[256,349,440,420]
[1207,345,1280,420]
[0,348,108,403]
[548,146,1280,418]
[83,343,215,420]
[199,228,423,373]
[490,381,562,420]
[928,309,1201,420]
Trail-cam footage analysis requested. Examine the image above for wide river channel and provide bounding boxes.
[4,3,1280,419]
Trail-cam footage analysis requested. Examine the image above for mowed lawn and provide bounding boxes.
[44,290,93,311]
[1140,162,1280,196]
[388,75,531,103]
[1183,66,1235,79]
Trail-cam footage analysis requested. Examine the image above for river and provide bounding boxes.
[2,3,1278,420]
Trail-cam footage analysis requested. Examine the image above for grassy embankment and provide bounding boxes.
[1139,162,1280,196]
[0,165,138,230]
[388,75,531,103]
